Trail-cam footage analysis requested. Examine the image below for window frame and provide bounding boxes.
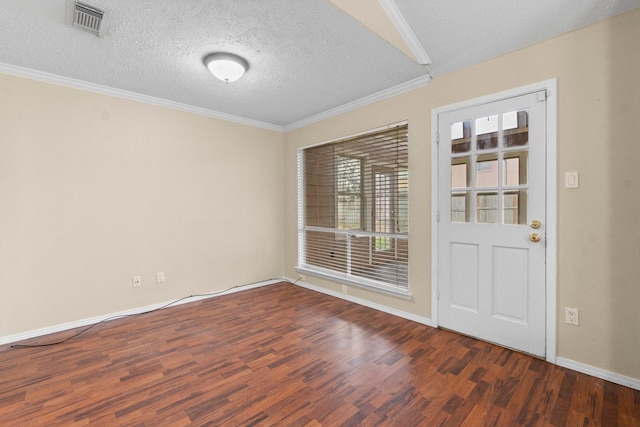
[296,122,410,298]
[335,155,365,232]
[372,165,396,252]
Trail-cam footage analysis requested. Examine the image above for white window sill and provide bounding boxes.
[295,265,412,300]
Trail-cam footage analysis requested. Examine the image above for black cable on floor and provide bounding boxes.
[10,277,299,349]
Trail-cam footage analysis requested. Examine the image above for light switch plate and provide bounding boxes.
[565,171,579,189]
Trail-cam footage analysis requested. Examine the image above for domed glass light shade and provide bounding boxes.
[203,52,249,83]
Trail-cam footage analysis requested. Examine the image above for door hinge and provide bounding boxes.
[436,211,440,222]
[436,132,440,144]
[537,90,548,102]
[436,287,440,300]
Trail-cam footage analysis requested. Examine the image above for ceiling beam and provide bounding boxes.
[378,0,431,65]
[328,0,430,65]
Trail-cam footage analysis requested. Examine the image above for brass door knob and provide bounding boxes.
[530,233,541,243]
[530,220,541,229]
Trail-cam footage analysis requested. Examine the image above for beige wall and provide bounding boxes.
[1,7,637,383]
[0,74,285,337]
[284,8,640,380]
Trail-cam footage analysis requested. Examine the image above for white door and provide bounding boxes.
[437,91,547,357]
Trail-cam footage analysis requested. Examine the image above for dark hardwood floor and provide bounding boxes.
[1,282,638,426]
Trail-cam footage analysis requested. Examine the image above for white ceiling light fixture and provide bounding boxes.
[203,52,249,83]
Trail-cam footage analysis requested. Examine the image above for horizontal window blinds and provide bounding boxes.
[298,124,409,293]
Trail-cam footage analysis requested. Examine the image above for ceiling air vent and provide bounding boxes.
[66,0,110,37]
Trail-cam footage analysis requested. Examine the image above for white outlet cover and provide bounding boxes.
[565,307,579,325]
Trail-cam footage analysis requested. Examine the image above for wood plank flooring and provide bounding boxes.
[1,282,638,426]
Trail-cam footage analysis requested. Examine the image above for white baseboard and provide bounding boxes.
[6,278,637,392]
[0,279,281,346]
[556,357,640,391]
[291,278,435,327]
[292,278,640,392]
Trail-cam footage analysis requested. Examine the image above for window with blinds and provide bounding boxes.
[297,123,409,296]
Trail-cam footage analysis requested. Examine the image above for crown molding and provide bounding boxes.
[284,73,431,132]
[378,0,431,65]
[1,62,431,135]
[0,62,285,133]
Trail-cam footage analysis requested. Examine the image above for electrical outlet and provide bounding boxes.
[342,284,348,295]
[565,307,579,325]
[132,276,142,288]
[156,272,165,284]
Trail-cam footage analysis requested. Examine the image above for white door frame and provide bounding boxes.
[430,79,557,363]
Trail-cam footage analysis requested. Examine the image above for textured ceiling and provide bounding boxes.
[0,0,638,130]
[396,0,640,78]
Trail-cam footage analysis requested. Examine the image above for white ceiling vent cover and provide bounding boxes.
[66,0,110,37]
